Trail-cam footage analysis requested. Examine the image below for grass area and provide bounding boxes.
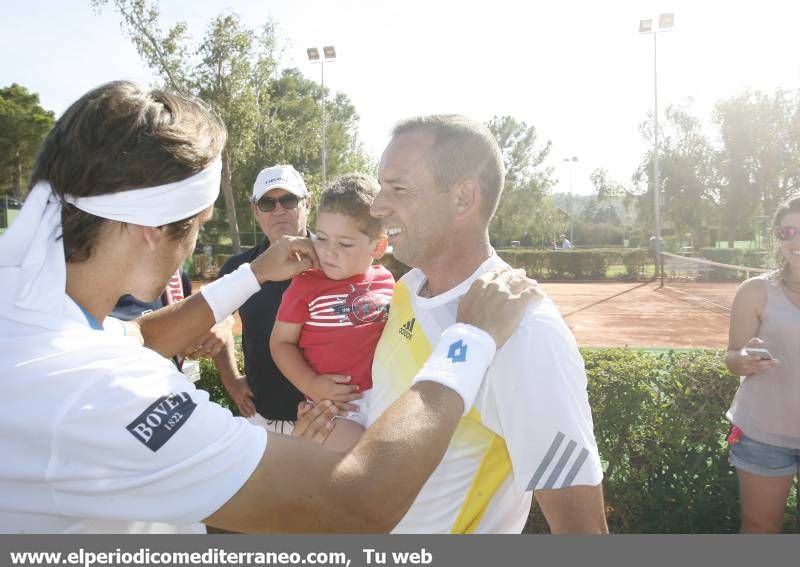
[604,263,657,279]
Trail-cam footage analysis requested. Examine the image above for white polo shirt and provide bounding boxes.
[0,299,267,534]
[366,254,603,533]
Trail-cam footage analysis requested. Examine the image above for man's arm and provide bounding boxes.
[131,236,319,357]
[204,268,541,533]
[205,382,462,532]
[535,485,607,534]
[212,325,256,417]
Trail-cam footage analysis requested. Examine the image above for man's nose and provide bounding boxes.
[371,190,389,218]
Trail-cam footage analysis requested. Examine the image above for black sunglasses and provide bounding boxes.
[255,194,301,213]
[775,225,799,241]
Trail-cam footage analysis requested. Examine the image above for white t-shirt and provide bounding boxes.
[0,299,267,534]
[366,254,602,533]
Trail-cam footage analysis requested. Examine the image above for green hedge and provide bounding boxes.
[698,248,772,280]
[197,248,654,282]
[499,248,651,280]
[195,347,797,533]
[526,349,739,533]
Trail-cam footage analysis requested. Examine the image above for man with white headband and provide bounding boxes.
[0,81,538,534]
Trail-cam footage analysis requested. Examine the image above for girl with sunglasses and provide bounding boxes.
[724,195,800,533]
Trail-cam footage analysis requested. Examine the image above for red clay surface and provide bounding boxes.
[541,280,738,349]
[198,279,738,349]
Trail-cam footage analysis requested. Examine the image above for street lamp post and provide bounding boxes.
[563,156,578,244]
[639,13,673,287]
[306,45,336,189]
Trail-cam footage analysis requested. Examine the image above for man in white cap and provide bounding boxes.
[211,165,353,433]
[0,81,539,533]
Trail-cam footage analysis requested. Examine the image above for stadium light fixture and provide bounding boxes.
[307,45,337,188]
[639,13,674,287]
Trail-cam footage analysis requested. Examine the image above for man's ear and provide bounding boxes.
[140,225,166,252]
[372,235,389,259]
[452,179,481,220]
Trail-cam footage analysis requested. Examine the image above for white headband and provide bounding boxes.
[64,156,222,226]
[0,156,222,330]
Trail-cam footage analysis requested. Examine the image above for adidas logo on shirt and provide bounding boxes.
[399,317,416,340]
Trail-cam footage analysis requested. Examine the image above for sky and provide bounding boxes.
[2,0,799,196]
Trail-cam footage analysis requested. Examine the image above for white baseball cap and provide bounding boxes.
[251,164,309,202]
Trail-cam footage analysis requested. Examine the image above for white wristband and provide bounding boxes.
[200,263,261,323]
[411,323,497,415]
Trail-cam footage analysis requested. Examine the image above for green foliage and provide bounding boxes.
[588,349,740,533]
[93,0,371,252]
[486,116,556,246]
[700,247,745,265]
[0,84,55,198]
[195,337,243,414]
[635,104,716,249]
[196,358,236,413]
[620,248,650,277]
[498,248,650,280]
[630,90,800,249]
[527,349,797,533]
[198,342,795,533]
[713,90,800,245]
[572,221,624,247]
[698,247,771,279]
[548,250,608,279]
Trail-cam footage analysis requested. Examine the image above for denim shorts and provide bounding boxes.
[729,431,800,477]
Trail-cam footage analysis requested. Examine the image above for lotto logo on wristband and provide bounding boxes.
[447,339,468,363]
[126,392,197,451]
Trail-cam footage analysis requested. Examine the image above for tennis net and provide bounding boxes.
[657,252,771,312]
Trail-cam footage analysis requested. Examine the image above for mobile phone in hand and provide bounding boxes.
[745,347,774,360]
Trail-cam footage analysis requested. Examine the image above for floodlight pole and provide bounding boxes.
[563,156,578,244]
[307,46,336,189]
[640,14,673,288]
[653,31,664,287]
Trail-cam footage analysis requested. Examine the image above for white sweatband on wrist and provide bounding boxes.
[200,263,261,323]
[411,323,497,415]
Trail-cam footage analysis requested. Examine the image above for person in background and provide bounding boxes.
[559,234,573,249]
[211,165,323,434]
[112,270,231,376]
[724,195,800,533]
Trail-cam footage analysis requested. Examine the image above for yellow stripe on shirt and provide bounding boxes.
[450,432,513,534]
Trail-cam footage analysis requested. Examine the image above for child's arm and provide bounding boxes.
[270,321,361,405]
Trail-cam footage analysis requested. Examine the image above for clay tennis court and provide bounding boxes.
[541,280,738,349]
[217,279,739,349]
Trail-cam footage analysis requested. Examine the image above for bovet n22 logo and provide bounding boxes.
[126,392,197,451]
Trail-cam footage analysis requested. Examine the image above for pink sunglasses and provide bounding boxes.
[775,225,799,241]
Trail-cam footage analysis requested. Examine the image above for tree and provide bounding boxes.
[634,103,715,249]
[715,90,800,245]
[93,1,370,252]
[486,115,555,246]
[0,84,55,198]
[244,69,373,202]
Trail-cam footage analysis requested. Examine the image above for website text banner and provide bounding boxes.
[0,535,789,567]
